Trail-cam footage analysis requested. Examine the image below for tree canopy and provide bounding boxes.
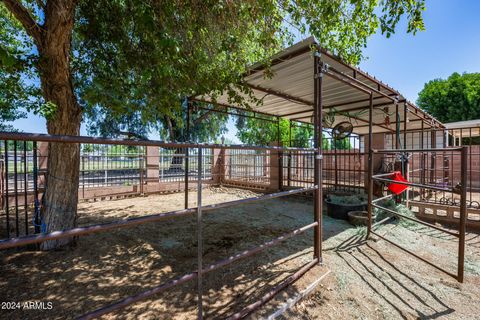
[0,0,426,249]
[236,117,306,147]
[1,0,427,137]
[417,72,480,123]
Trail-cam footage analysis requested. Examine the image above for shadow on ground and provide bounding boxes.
[280,221,480,320]
[0,191,350,320]
[2,189,479,320]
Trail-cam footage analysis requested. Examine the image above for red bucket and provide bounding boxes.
[387,171,408,195]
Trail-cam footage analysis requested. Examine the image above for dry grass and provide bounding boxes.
[267,221,480,320]
[0,187,479,320]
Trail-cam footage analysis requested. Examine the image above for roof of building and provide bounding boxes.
[194,37,444,135]
[445,119,480,137]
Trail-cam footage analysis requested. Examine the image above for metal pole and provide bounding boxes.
[13,141,19,237]
[420,121,425,197]
[4,140,9,238]
[458,146,467,283]
[288,122,292,187]
[403,102,407,150]
[277,117,283,190]
[395,103,400,149]
[0,186,317,250]
[394,102,400,204]
[197,147,203,319]
[185,101,191,209]
[23,141,28,235]
[334,137,338,189]
[82,154,85,199]
[430,129,436,184]
[33,141,39,234]
[403,102,409,205]
[367,93,374,238]
[0,132,316,152]
[139,152,144,195]
[313,52,323,263]
[78,220,317,320]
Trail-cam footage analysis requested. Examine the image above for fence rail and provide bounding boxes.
[0,131,322,319]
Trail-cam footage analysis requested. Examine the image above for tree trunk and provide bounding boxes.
[169,147,185,173]
[164,116,186,173]
[38,1,82,250]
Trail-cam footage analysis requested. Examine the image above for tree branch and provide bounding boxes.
[34,0,45,10]
[1,0,43,44]
[193,110,214,126]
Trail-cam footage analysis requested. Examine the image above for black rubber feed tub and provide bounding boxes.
[325,199,367,220]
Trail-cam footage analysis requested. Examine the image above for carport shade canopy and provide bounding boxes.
[193,37,444,135]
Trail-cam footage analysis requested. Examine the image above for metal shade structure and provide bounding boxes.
[194,37,444,134]
[445,119,480,139]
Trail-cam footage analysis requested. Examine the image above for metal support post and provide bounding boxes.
[185,101,191,209]
[403,102,409,205]
[458,146,467,283]
[313,53,323,263]
[288,121,292,187]
[277,117,283,190]
[33,141,40,234]
[197,147,203,319]
[367,93,374,238]
[4,140,9,238]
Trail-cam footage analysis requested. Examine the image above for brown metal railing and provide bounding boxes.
[386,126,480,209]
[0,131,321,319]
[367,146,467,282]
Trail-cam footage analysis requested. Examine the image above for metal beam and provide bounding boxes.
[322,95,398,110]
[245,45,312,77]
[246,83,313,106]
[326,67,397,102]
[290,110,395,133]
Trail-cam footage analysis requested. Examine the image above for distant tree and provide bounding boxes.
[0,4,39,130]
[236,117,301,146]
[417,72,480,123]
[236,117,287,146]
[235,116,332,149]
[331,138,352,150]
[88,101,229,172]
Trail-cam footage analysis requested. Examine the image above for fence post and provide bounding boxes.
[364,133,385,195]
[139,150,144,195]
[268,142,281,192]
[4,141,9,238]
[146,146,160,187]
[197,147,203,319]
[458,146,467,283]
[81,155,85,199]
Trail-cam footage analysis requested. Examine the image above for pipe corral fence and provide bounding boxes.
[0,132,323,319]
[0,129,476,317]
[0,38,477,318]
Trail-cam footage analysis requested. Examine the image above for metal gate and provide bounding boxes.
[366,146,468,282]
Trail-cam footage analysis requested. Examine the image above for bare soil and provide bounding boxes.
[256,222,480,320]
[0,186,479,320]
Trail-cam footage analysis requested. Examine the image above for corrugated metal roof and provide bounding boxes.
[194,37,444,134]
[445,120,480,137]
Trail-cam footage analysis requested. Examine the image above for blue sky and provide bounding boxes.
[10,0,480,142]
[358,0,480,103]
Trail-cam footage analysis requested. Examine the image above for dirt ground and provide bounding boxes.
[0,186,479,320]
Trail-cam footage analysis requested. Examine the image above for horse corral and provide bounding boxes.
[1,38,479,319]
